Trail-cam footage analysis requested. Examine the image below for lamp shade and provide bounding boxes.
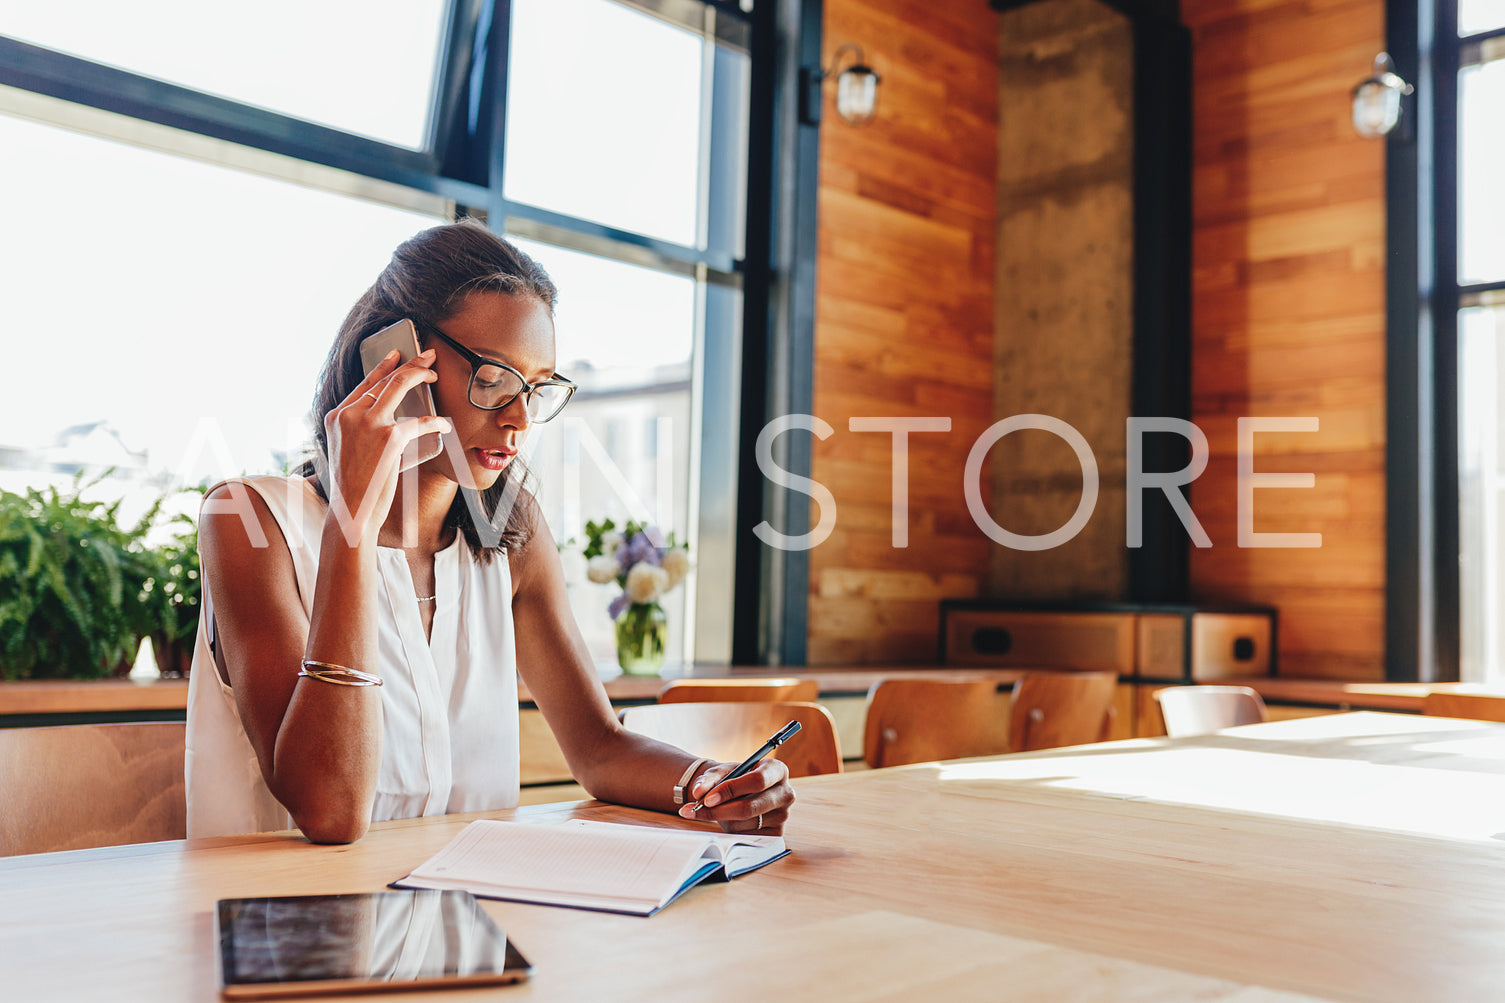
[1352,81,1402,137]
[1351,53,1412,138]
[835,64,879,125]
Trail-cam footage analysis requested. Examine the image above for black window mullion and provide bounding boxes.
[1435,0,1462,682]
[732,0,819,666]
[482,0,513,227]
[500,198,738,275]
[1386,0,1444,681]
[0,35,490,205]
[1458,22,1505,58]
[1461,281,1505,302]
[432,0,494,186]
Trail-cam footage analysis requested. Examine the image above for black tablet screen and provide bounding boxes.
[217,890,531,998]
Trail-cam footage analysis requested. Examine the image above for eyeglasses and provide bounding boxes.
[412,317,577,423]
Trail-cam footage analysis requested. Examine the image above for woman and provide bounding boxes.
[185,220,793,842]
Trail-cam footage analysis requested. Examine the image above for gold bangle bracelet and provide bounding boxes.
[298,660,382,687]
[673,757,710,805]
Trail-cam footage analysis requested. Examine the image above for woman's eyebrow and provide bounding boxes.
[476,347,557,381]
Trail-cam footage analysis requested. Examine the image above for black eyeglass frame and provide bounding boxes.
[411,317,577,422]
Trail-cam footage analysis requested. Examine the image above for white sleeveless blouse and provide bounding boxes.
[185,475,520,838]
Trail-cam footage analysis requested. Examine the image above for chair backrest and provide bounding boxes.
[1423,690,1505,723]
[863,677,1008,769]
[619,701,842,778]
[1008,671,1118,753]
[0,721,186,857]
[1155,685,1268,737]
[658,678,819,704]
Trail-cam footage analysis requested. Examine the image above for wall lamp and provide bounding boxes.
[800,44,881,126]
[1351,53,1413,138]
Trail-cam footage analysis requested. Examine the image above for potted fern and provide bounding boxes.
[149,511,201,678]
[0,477,179,680]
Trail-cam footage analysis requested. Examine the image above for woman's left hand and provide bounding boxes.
[677,759,794,835]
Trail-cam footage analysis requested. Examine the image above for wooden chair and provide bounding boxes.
[658,678,818,704]
[863,677,1009,769]
[1155,685,1269,737]
[0,722,186,857]
[619,701,842,778]
[1009,671,1118,753]
[1423,690,1505,723]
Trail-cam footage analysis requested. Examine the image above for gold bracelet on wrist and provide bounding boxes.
[298,659,382,687]
[673,757,710,805]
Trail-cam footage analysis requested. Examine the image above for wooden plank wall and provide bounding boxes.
[1183,0,1387,679]
[807,0,1000,663]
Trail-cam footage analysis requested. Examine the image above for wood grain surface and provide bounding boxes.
[862,677,1009,768]
[620,701,843,778]
[1423,688,1505,722]
[8,713,1505,1001]
[0,722,186,856]
[1008,670,1118,751]
[0,678,190,714]
[1183,0,1387,679]
[657,677,820,703]
[807,0,1000,664]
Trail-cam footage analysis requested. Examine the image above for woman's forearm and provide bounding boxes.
[268,518,385,842]
[571,727,713,814]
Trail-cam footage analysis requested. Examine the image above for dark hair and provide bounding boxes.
[298,219,558,559]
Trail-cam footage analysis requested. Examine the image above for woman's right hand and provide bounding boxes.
[323,348,452,547]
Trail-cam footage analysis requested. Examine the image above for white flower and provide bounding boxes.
[600,531,625,558]
[586,555,620,585]
[625,562,670,604]
[661,548,691,587]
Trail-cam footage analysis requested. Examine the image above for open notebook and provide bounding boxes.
[392,819,789,917]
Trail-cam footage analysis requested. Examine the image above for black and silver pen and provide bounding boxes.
[684,720,802,811]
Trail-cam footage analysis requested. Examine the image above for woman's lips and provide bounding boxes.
[472,448,515,472]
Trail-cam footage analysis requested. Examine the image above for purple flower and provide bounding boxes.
[607,593,631,619]
[617,531,660,574]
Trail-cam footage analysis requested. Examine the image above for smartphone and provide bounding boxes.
[359,318,443,470]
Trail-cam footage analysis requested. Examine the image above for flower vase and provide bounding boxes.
[615,602,668,676]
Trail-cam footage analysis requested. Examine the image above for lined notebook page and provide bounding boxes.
[564,819,784,869]
[408,820,707,903]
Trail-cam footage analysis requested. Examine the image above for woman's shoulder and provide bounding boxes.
[202,473,317,506]
[200,475,322,561]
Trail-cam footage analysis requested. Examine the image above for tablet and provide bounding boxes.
[216,890,532,999]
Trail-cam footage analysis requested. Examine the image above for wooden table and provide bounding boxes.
[7,711,1505,1001]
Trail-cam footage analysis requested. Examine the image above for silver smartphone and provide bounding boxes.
[358,318,443,470]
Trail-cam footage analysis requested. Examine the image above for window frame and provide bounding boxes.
[1387,0,1505,682]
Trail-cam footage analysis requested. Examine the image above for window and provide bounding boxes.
[510,238,698,663]
[1450,17,1505,681]
[3,0,449,148]
[498,0,749,665]
[1457,42,1505,285]
[0,109,442,504]
[1459,0,1505,36]
[505,0,704,246]
[1459,304,1505,681]
[0,0,757,667]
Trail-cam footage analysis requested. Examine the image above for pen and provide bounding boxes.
[684,720,803,812]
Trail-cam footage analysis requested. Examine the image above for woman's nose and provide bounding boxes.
[494,392,532,430]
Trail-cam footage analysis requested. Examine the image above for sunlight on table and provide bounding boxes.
[936,712,1505,843]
